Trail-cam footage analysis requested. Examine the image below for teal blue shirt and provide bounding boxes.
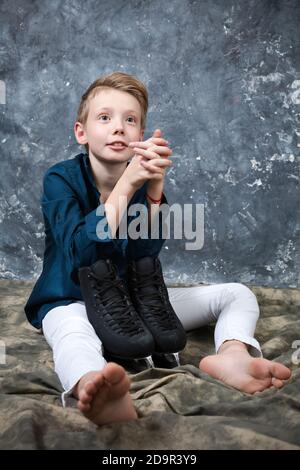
[24,153,167,329]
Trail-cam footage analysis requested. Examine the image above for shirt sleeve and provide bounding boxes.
[41,166,124,281]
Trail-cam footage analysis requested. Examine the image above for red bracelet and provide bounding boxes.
[146,192,163,203]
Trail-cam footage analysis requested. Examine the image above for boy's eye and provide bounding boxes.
[98,114,136,123]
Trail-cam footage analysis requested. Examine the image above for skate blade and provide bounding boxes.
[132,355,155,369]
[152,352,180,369]
[104,351,154,372]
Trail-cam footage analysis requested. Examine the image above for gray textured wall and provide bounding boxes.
[0,0,299,288]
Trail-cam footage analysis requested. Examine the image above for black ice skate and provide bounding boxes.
[127,257,187,368]
[78,259,155,368]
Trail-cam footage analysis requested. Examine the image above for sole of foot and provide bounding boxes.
[76,362,138,426]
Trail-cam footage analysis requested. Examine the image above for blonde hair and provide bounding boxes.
[76,71,148,152]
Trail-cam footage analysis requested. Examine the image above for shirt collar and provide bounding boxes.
[82,152,99,193]
[81,152,131,194]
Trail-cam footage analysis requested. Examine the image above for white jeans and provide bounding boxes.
[42,283,262,406]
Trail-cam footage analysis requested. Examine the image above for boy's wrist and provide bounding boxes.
[146,179,164,201]
[117,172,137,193]
[146,192,163,204]
[111,173,136,202]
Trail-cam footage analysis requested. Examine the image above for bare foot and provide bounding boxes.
[199,340,292,394]
[73,362,138,426]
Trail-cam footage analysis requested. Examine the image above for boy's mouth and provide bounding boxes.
[107,144,127,151]
[107,141,127,147]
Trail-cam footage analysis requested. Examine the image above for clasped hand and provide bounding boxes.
[125,129,173,189]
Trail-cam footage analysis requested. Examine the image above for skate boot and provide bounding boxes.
[78,259,155,368]
[127,257,187,368]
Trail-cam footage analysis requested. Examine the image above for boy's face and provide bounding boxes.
[75,88,144,163]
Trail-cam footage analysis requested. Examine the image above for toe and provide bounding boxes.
[77,401,91,413]
[245,379,272,394]
[250,358,291,382]
[91,373,105,390]
[85,380,97,395]
[79,390,93,404]
[103,362,127,385]
[272,377,285,389]
[270,362,292,380]
[102,363,131,399]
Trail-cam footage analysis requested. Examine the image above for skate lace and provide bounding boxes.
[89,271,143,336]
[133,266,177,331]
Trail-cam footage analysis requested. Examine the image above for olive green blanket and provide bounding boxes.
[0,280,299,449]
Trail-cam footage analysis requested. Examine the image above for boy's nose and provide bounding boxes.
[113,123,125,132]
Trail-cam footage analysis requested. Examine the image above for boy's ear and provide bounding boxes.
[74,121,88,145]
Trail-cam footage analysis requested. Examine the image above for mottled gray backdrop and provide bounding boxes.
[0,0,299,288]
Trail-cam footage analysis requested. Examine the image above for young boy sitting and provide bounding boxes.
[24,71,291,427]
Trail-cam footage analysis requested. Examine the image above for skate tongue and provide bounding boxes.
[134,257,158,294]
[135,257,156,273]
[91,259,114,278]
[90,259,121,300]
